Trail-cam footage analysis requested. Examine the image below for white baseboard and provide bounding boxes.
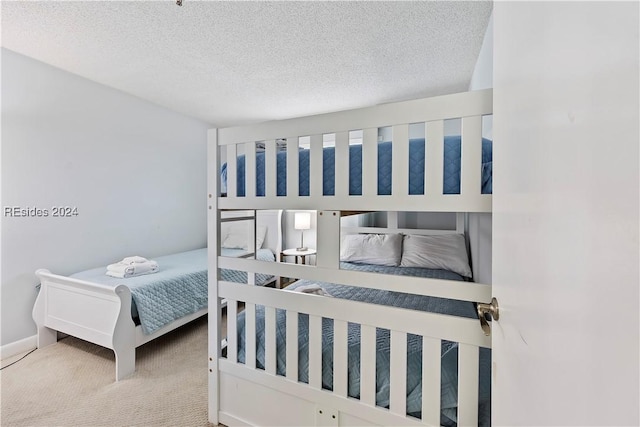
[1,335,37,360]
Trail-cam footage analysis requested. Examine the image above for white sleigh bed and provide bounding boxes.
[209,89,494,426]
[32,210,282,381]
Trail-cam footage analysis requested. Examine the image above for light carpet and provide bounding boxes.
[1,315,211,427]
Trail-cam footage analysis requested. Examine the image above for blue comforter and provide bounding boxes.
[220,248,276,286]
[71,249,208,335]
[221,136,493,196]
[234,263,491,426]
[70,248,275,335]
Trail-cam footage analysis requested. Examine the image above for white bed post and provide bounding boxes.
[112,285,136,381]
[32,279,58,348]
[207,128,222,425]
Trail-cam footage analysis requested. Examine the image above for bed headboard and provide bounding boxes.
[340,211,465,236]
[340,211,488,282]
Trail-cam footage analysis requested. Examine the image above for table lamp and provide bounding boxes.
[294,212,311,251]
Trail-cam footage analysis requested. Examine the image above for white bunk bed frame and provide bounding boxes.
[209,89,493,426]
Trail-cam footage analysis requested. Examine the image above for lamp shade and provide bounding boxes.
[294,212,311,230]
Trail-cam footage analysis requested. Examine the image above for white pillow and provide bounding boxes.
[340,233,402,266]
[222,224,268,250]
[400,234,472,278]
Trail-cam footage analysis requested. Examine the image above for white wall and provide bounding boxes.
[1,49,210,347]
[469,12,493,93]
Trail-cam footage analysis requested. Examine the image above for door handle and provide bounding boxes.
[477,297,499,336]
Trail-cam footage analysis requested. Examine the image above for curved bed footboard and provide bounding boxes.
[33,269,136,380]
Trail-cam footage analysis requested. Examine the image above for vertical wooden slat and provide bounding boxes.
[308,315,323,389]
[316,210,340,270]
[245,302,256,369]
[360,324,376,406]
[456,212,466,234]
[422,337,441,426]
[286,137,299,197]
[286,309,299,381]
[264,306,276,375]
[265,139,277,198]
[392,124,410,196]
[389,330,407,416]
[227,144,237,197]
[247,271,256,285]
[461,116,483,196]
[334,131,349,196]
[310,134,323,197]
[333,320,348,397]
[227,300,238,363]
[362,128,378,196]
[245,142,256,198]
[248,212,256,272]
[387,211,399,229]
[425,121,444,195]
[457,343,480,427]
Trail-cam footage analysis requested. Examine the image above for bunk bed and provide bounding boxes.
[209,88,493,426]
[32,211,281,381]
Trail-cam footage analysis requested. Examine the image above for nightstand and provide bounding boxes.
[280,248,317,265]
[277,248,316,288]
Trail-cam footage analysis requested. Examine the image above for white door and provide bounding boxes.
[492,2,639,426]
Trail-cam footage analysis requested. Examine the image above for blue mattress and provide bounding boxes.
[70,248,275,335]
[221,136,493,196]
[234,262,491,426]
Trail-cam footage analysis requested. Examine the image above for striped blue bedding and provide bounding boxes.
[234,262,490,426]
[221,136,493,196]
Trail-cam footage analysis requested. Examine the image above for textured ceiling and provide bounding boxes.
[2,1,492,127]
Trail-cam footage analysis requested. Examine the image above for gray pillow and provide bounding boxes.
[340,233,402,266]
[400,234,472,278]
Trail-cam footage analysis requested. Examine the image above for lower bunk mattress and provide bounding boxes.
[70,248,275,335]
[233,262,491,426]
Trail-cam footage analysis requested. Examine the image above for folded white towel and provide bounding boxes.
[120,256,149,265]
[106,268,158,279]
[108,260,158,272]
[106,260,159,278]
[290,283,333,297]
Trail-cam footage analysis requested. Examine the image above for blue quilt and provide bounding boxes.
[221,248,276,286]
[234,262,491,426]
[71,249,208,335]
[70,248,275,335]
[221,136,493,196]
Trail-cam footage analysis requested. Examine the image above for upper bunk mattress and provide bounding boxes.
[221,136,493,196]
